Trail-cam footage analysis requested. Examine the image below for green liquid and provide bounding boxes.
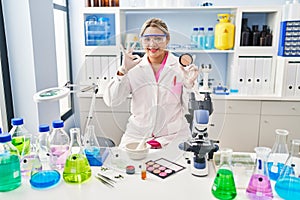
[63,154,91,183]
[0,155,21,192]
[212,168,237,200]
[12,136,30,156]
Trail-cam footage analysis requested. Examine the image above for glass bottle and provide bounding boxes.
[246,147,273,199]
[205,27,215,50]
[30,124,61,190]
[267,129,289,181]
[191,27,199,48]
[0,133,21,192]
[211,148,237,200]
[259,25,268,46]
[275,139,300,200]
[83,125,104,166]
[63,128,92,184]
[49,120,70,170]
[9,118,31,157]
[252,25,260,46]
[197,27,205,50]
[240,18,251,46]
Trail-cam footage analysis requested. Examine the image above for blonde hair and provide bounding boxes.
[139,18,170,40]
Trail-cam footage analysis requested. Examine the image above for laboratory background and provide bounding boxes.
[0,0,300,199]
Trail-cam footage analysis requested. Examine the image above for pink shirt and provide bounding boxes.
[154,52,168,82]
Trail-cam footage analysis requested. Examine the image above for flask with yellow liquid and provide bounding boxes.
[214,14,235,50]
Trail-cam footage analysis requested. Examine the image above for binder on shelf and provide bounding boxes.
[262,58,272,94]
[294,63,300,96]
[85,56,94,82]
[245,58,255,95]
[254,58,264,95]
[108,56,118,80]
[93,56,101,82]
[284,62,297,97]
[237,57,247,95]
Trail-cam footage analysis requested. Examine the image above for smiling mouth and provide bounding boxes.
[147,48,159,53]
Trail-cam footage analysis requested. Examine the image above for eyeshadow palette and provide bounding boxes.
[146,158,185,179]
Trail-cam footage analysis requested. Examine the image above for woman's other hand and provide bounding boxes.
[119,43,142,74]
[180,64,199,89]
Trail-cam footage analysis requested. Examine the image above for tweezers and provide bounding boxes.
[95,175,114,188]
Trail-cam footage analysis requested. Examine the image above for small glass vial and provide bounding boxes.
[211,148,237,200]
[63,128,92,184]
[275,139,300,200]
[246,147,273,200]
[267,129,289,181]
[141,162,147,180]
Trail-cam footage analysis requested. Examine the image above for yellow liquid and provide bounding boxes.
[12,136,30,156]
[63,154,91,183]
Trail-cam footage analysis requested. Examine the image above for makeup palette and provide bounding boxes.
[146,158,185,179]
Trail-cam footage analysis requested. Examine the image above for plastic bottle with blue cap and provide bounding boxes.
[48,120,70,170]
[0,132,22,192]
[30,124,61,190]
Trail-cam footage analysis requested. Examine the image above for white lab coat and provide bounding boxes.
[103,52,191,147]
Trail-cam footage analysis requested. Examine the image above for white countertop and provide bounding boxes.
[0,138,282,200]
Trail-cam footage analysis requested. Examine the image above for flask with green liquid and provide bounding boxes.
[10,118,31,157]
[63,128,91,184]
[0,133,22,192]
[211,148,237,200]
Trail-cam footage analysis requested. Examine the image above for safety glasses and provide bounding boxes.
[140,34,167,44]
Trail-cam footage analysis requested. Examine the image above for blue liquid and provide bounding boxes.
[30,170,61,190]
[0,155,21,192]
[275,176,300,200]
[84,147,108,166]
[267,162,284,181]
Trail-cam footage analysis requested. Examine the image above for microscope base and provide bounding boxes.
[191,158,209,177]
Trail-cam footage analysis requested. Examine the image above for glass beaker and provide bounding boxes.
[63,128,92,184]
[268,129,289,181]
[246,147,273,199]
[275,139,300,200]
[211,148,237,200]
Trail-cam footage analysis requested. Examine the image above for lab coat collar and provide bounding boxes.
[139,51,178,69]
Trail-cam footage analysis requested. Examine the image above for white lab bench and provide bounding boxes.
[0,137,282,200]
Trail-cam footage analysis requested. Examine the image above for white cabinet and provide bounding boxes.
[259,101,300,148]
[78,94,131,145]
[209,99,261,152]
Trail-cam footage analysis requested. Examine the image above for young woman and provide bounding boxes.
[104,18,199,148]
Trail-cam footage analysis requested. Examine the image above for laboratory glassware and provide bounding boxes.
[246,147,273,199]
[30,124,60,189]
[49,120,70,170]
[83,125,104,166]
[10,118,31,156]
[211,148,237,200]
[63,128,92,183]
[268,129,289,181]
[0,133,21,192]
[275,139,300,200]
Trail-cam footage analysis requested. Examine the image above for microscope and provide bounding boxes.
[179,56,219,177]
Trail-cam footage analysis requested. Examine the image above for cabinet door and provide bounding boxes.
[259,115,300,148]
[209,113,260,152]
[80,111,130,146]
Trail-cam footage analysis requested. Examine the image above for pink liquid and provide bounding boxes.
[51,145,69,170]
[246,174,273,199]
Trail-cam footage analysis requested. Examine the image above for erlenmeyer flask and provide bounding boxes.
[30,125,60,190]
[63,128,92,183]
[83,125,103,166]
[246,147,273,199]
[275,139,300,200]
[268,129,289,181]
[211,148,237,200]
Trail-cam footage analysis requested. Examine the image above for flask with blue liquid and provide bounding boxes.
[0,133,21,192]
[30,124,61,190]
[267,129,289,181]
[275,139,300,200]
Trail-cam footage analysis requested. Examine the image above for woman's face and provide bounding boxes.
[141,27,169,60]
